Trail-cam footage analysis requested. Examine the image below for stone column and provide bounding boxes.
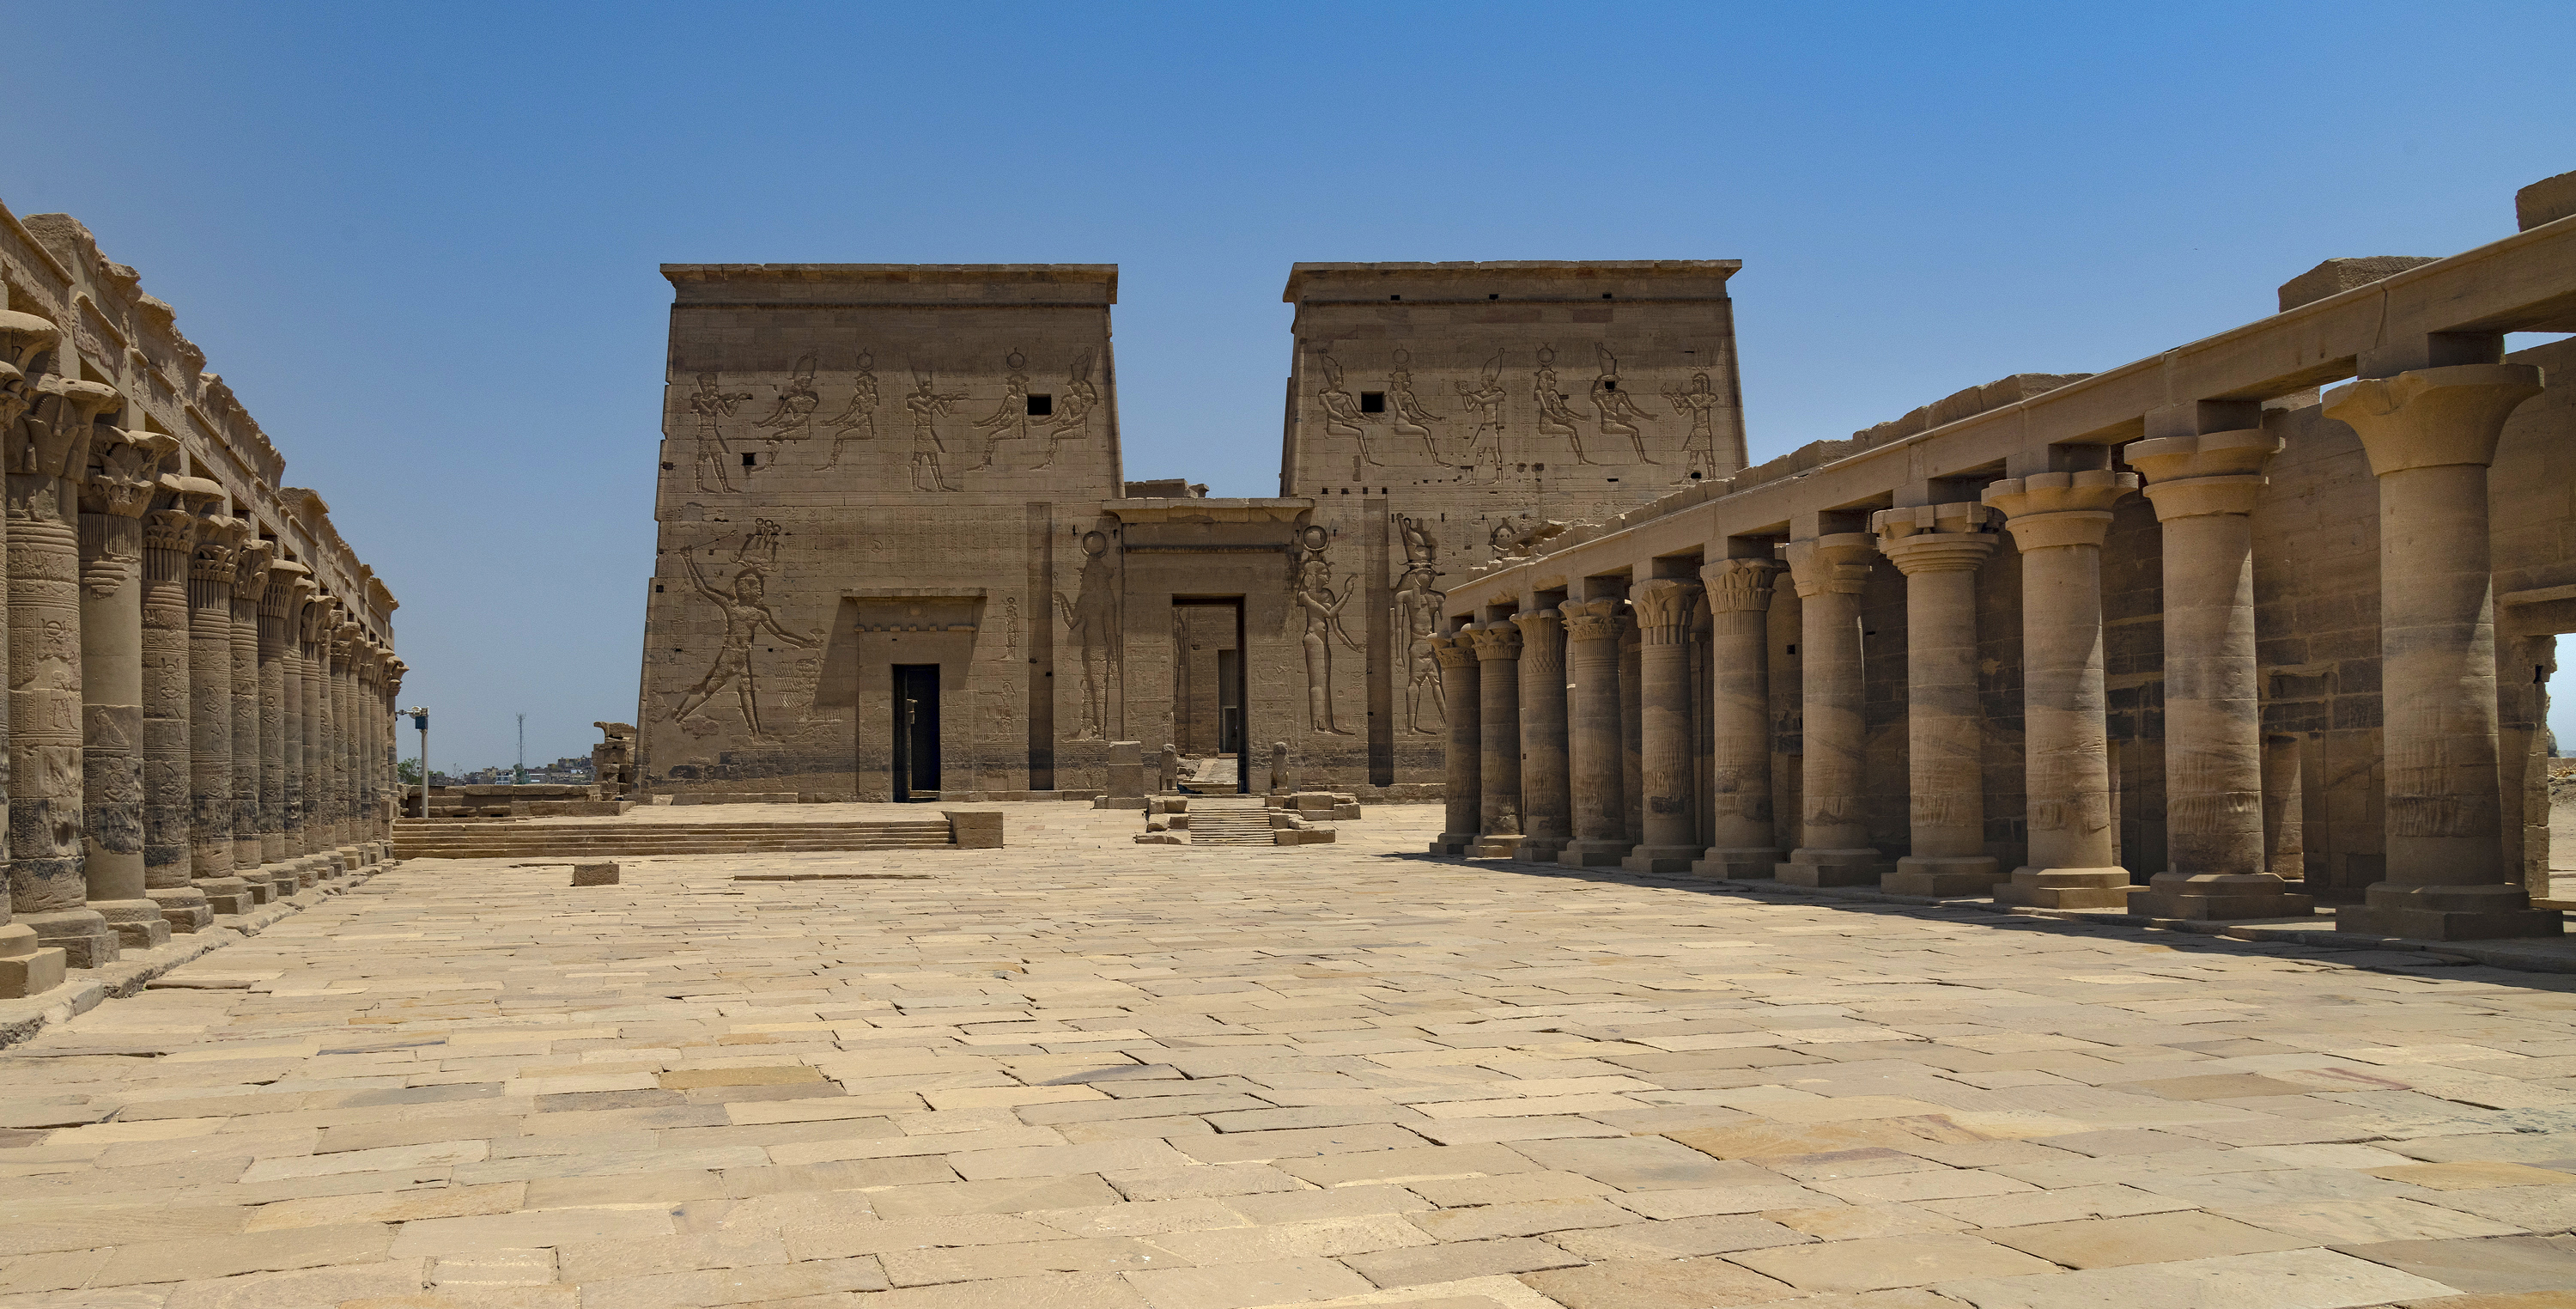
[1619,623,1642,844]
[1427,632,1480,855]
[228,541,271,892]
[2327,363,2559,939]
[1984,470,2140,909]
[77,429,176,951]
[1624,578,1704,873]
[1874,504,2005,897]
[301,598,332,871]
[186,508,252,912]
[272,566,311,872]
[1776,533,1884,886]
[139,488,208,932]
[11,378,118,968]
[1510,606,1570,862]
[2262,734,2305,880]
[2123,429,2314,919]
[357,642,382,855]
[1467,621,1522,855]
[384,659,406,843]
[1693,559,1783,879]
[0,314,67,999]
[335,620,362,859]
[1558,598,1630,867]
[257,560,296,877]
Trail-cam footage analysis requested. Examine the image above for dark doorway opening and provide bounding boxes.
[893,664,940,801]
[1174,599,1249,795]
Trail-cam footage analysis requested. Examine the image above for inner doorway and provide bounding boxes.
[893,664,940,801]
[1172,599,1249,794]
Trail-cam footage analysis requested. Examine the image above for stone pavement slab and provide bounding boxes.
[4,801,2576,1304]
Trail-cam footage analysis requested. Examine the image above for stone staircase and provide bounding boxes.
[392,819,956,860]
[1187,798,1274,848]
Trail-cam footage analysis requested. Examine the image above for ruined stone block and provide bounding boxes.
[571,862,619,886]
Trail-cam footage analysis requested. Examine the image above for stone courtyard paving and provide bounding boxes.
[8,805,2576,1307]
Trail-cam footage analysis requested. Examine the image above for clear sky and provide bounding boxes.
[5,1,2570,770]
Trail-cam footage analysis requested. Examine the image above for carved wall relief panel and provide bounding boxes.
[1589,344,1660,464]
[1455,349,1508,479]
[823,350,879,468]
[902,367,968,492]
[666,520,821,743]
[1289,523,1361,736]
[751,352,820,447]
[1664,368,1724,481]
[1391,514,1445,736]
[687,373,752,493]
[969,349,1033,471]
[1056,527,1119,740]
[1035,350,1096,471]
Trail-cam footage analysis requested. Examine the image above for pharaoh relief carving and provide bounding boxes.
[1055,528,1119,740]
[969,349,1034,471]
[1315,353,1377,466]
[687,373,753,493]
[1386,349,1449,462]
[1532,345,1589,459]
[751,352,821,447]
[1392,514,1445,735]
[667,518,821,743]
[1034,351,1097,471]
[1455,350,1508,478]
[1589,344,1659,463]
[1289,524,1361,736]
[902,368,968,492]
[823,350,879,468]
[1663,369,1725,480]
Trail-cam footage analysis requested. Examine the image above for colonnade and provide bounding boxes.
[0,313,402,999]
[1433,363,2556,942]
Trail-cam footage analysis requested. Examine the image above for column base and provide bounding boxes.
[194,876,255,916]
[2131,872,2314,921]
[1427,837,1477,855]
[1468,832,1525,858]
[1514,836,1571,862]
[1558,838,1636,868]
[2336,883,2565,941]
[1691,848,1781,880]
[147,886,215,934]
[0,925,66,999]
[93,900,173,951]
[1884,855,2003,898]
[1991,867,2136,910]
[1621,845,1704,874]
[1776,849,1889,888]
[21,909,118,970]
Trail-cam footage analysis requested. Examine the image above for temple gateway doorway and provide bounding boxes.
[1172,599,1248,794]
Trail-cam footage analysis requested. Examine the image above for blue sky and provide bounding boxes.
[5,1,2570,769]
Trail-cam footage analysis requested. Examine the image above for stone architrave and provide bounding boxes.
[1623,578,1704,874]
[10,378,119,968]
[139,484,209,932]
[1692,558,1783,879]
[77,428,178,951]
[185,504,252,913]
[228,540,272,892]
[0,311,66,998]
[1427,633,1480,855]
[1984,470,2141,910]
[1775,533,1885,886]
[257,559,301,874]
[1874,504,2005,897]
[2125,429,2316,920]
[1510,606,1570,862]
[1557,598,1631,868]
[1466,620,1522,855]
[2326,363,2560,940]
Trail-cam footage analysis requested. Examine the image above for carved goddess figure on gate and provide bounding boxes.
[970,349,1033,470]
[903,368,968,492]
[1292,554,1362,736]
[751,352,821,448]
[1662,368,1724,480]
[1315,352,1381,466]
[688,373,753,492]
[1386,349,1448,462]
[671,539,821,743]
[1533,344,1591,460]
[1454,349,1507,479]
[1034,351,1097,471]
[1055,529,1118,740]
[1589,344,1659,463]
[1393,562,1445,734]
[823,350,880,468]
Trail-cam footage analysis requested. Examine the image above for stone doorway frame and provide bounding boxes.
[1172,597,1249,795]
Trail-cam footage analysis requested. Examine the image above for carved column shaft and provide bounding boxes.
[10,383,115,968]
[1558,600,1630,867]
[334,624,359,849]
[1467,622,1522,849]
[1623,578,1704,873]
[1875,505,2004,897]
[76,432,170,950]
[1619,624,1642,844]
[257,569,293,871]
[299,604,324,859]
[187,516,250,911]
[140,504,206,929]
[1984,470,2138,910]
[1693,559,1780,878]
[2325,363,2559,940]
[1430,635,1479,855]
[278,575,311,861]
[228,549,265,883]
[1777,533,1881,886]
[1510,607,1570,861]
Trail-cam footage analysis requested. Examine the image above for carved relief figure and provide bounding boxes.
[1386,349,1448,461]
[1055,528,1118,740]
[1454,349,1507,478]
[670,527,822,742]
[1533,344,1592,462]
[970,349,1033,470]
[1392,515,1445,734]
[1003,596,1021,657]
[687,373,753,492]
[1663,368,1724,479]
[1034,350,1096,470]
[1590,344,1660,462]
[751,352,820,447]
[1291,546,1363,737]
[1315,352,1381,466]
[1396,514,1437,569]
[823,350,879,468]
[903,368,968,492]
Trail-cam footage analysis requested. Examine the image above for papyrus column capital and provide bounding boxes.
[1628,579,1701,645]
[1698,557,1782,613]
[1874,502,2000,575]
[1781,533,1877,597]
[1984,471,2137,551]
[2325,362,2544,476]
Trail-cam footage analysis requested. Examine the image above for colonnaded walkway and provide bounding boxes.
[5,804,2576,1308]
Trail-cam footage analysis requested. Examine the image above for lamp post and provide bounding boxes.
[404,707,428,818]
